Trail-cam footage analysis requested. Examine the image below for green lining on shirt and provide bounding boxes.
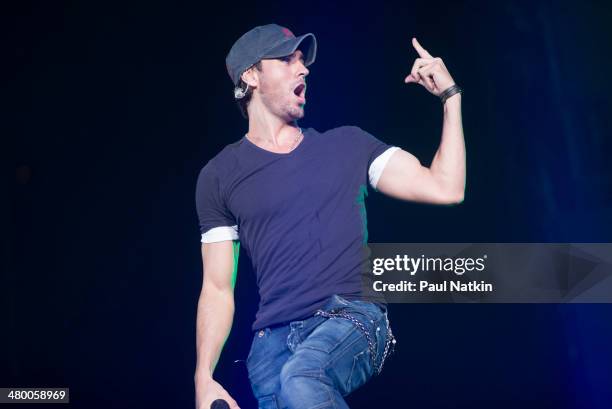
[356,184,369,244]
[231,240,240,290]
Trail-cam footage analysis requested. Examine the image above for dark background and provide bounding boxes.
[4,0,612,408]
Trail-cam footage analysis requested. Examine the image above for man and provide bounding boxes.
[194,24,465,409]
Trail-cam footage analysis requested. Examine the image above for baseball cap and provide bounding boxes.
[225,24,317,87]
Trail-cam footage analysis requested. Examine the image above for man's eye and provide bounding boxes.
[279,56,292,63]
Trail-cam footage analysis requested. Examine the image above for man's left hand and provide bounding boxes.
[404,37,456,96]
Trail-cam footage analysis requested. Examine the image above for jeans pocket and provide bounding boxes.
[346,347,372,393]
[246,329,271,378]
[257,394,279,409]
[246,333,258,368]
[302,317,357,354]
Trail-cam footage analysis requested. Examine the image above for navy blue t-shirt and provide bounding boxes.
[195,126,398,331]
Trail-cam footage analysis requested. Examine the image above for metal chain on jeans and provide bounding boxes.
[379,314,397,373]
[314,308,396,375]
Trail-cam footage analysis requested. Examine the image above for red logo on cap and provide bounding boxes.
[281,27,294,38]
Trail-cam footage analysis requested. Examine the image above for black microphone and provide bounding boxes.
[210,399,230,409]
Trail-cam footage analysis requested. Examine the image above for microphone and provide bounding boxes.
[210,399,230,409]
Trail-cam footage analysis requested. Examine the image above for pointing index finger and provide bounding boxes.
[412,37,433,58]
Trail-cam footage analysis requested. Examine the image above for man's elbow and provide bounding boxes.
[433,174,464,205]
[446,190,464,205]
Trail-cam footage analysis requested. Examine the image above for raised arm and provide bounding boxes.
[376,37,465,205]
[194,240,241,409]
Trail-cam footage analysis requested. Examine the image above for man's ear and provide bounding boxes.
[241,66,259,88]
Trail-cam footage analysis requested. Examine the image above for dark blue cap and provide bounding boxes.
[225,24,317,86]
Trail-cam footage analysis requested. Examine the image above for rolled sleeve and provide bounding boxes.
[195,161,239,243]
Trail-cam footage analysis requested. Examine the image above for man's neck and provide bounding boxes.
[246,113,301,150]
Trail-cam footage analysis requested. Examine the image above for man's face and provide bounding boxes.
[255,49,309,121]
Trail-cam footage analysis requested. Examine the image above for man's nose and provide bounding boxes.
[298,63,309,77]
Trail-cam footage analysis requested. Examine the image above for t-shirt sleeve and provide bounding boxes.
[195,160,239,243]
[351,126,400,191]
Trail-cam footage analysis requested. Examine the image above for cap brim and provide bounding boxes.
[261,33,317,66]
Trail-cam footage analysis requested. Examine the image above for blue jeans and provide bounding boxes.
[246,294,393,409]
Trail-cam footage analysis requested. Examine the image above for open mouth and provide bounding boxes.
[293,83,306,100]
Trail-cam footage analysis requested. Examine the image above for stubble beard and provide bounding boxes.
[260,84,305,122]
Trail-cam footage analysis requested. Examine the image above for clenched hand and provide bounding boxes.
[404,37,456,96]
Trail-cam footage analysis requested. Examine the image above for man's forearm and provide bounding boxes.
[430,93,466,200]
[194,286,235,383]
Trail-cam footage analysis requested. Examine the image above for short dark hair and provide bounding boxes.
[236,61,263,119]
